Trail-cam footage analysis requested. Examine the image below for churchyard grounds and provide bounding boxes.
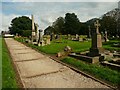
[13,36,120,87]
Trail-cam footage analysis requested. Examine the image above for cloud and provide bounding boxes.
[1,1,119,34]
[2,0,120,2]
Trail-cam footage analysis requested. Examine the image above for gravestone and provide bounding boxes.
[78,37,83,41]
[67,34,71,40]
[75,34,79,40]
[89,20,103,56]
[46,35,50,45]
[38,29,44,46]
[104,31,109,42]
[31,14,36,44]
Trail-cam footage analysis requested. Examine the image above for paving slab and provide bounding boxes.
[5,38,110,88]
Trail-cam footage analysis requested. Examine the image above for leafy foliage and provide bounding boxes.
[9,16,32,37]
[64,13,81,35]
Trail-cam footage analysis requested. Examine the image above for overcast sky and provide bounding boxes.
[0,0,119,33]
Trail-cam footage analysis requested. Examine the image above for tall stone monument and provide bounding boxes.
[89,20,103,56]
[31,14,36,44]
[35,23,39,43]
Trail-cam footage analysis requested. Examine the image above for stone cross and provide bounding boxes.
[94,20,100,34]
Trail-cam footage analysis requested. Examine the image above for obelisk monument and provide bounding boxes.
[31,14,36,44]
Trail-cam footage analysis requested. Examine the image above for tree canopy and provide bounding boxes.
[9,16,32,37]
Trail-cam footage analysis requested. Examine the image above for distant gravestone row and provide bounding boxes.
[67,34,89,42]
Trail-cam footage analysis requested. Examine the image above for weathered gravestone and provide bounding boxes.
[104,31,109,42]
[38,29,45,46]
[67,34,71,40]
[45,35,51,45]
[89,20,104,56]
[75,34,79,40]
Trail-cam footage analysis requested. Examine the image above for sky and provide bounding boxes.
[0,0,119,34]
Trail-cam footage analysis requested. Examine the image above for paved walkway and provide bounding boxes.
[5,38,109,88]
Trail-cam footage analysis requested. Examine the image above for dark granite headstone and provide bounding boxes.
[89,20,104,57]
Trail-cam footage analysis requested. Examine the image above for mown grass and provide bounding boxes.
[2,38,18,88]
[103,39,120,51]
[61,57,120,86]
[15,37,91,54]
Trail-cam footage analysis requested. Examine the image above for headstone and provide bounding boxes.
[78,37,83,41]
[75,34,79,40]
[89,20,103,56]
[67,34,71,40]
[46,35,50,45]
[38,29,44,46]
[31,14,36,44]
[104,31,109,42]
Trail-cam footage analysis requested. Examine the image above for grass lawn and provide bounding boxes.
[2,38,18,88]
[14,37,120,86]
[15,37,91,54]
[103,39,120,51]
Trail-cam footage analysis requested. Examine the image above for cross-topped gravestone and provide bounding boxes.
[89,20,103,56]
[94,20,100,34]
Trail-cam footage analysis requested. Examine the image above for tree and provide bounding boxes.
[79,23,88,35]
[100,16,117,37]
[9,16,32,36]
[44,26,55,35]
[52,17,65,34]
[64,13,80,35]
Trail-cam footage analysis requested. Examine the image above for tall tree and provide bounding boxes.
[9,16,32,36]
[52,17,65,34]
[100,16,117,37]
[64,13,80,35]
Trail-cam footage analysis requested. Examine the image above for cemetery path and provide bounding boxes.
[5,38,110,88]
